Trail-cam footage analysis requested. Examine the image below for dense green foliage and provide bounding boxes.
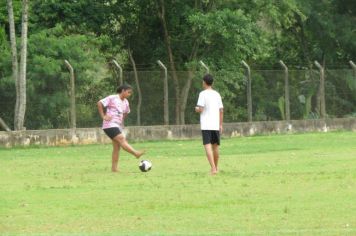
[0,0,355,129]
[1,132,356,234]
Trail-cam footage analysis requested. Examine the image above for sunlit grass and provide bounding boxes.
[0,132,355,235]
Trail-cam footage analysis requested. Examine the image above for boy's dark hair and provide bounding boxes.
[203,74,214,86]
[116,84,132,93]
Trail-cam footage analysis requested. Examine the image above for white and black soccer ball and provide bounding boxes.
[139,160,152,172]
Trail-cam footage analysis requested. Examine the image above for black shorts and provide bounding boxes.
[202,130,220,145]
[103,127,122,139]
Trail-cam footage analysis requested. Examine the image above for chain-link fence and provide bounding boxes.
[0,68,355,130]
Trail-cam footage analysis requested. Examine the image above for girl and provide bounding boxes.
[97,84,145,172]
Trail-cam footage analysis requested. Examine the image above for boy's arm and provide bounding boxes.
[219,108,224,133]
[195,106,204,113]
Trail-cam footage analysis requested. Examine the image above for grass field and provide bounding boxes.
[1,132,356,235]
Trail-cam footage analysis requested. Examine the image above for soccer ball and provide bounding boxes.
[139,160,152,172]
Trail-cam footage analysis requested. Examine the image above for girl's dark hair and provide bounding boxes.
[116,84,132,93]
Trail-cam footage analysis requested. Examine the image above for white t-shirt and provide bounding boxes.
[196,89,223,130]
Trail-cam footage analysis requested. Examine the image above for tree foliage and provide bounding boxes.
[0,0,355,129]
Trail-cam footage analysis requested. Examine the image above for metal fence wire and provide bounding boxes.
[0,68,355,130]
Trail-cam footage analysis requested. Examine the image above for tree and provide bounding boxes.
[6,0,18,130]
[24,25,112,129]
[128,49,142,125]
[6,0,29,130]
[1,0,354,127]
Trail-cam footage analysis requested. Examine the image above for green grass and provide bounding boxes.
[0,132,356,235]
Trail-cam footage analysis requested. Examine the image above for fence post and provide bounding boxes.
[279,60,291,122]
[64,60,76,129]
[199,60,210,74]
[157,60,169,125]
[314,61,326,119]
[350,61,356,84]
[242,60,252,122]
[0,117,11,131]
[112,60,123,85]
[350,61,356,94]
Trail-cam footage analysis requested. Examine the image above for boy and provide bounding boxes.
[195,74,224,175]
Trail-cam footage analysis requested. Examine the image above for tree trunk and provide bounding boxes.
[17,0,29,130]
[6,0,19,130]
[7,0,29,130]
[157,0,181,124]
[179,71,194,125]
[297,15,312,68]
[179,44,198,125]
[128,50,142,126]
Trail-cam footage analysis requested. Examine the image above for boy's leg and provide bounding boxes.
[212,144,219,172]
[204,143,217,175]
[113,134,145,158]
[111,140,120,172]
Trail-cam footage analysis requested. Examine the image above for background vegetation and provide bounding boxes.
[0,0,355,129]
